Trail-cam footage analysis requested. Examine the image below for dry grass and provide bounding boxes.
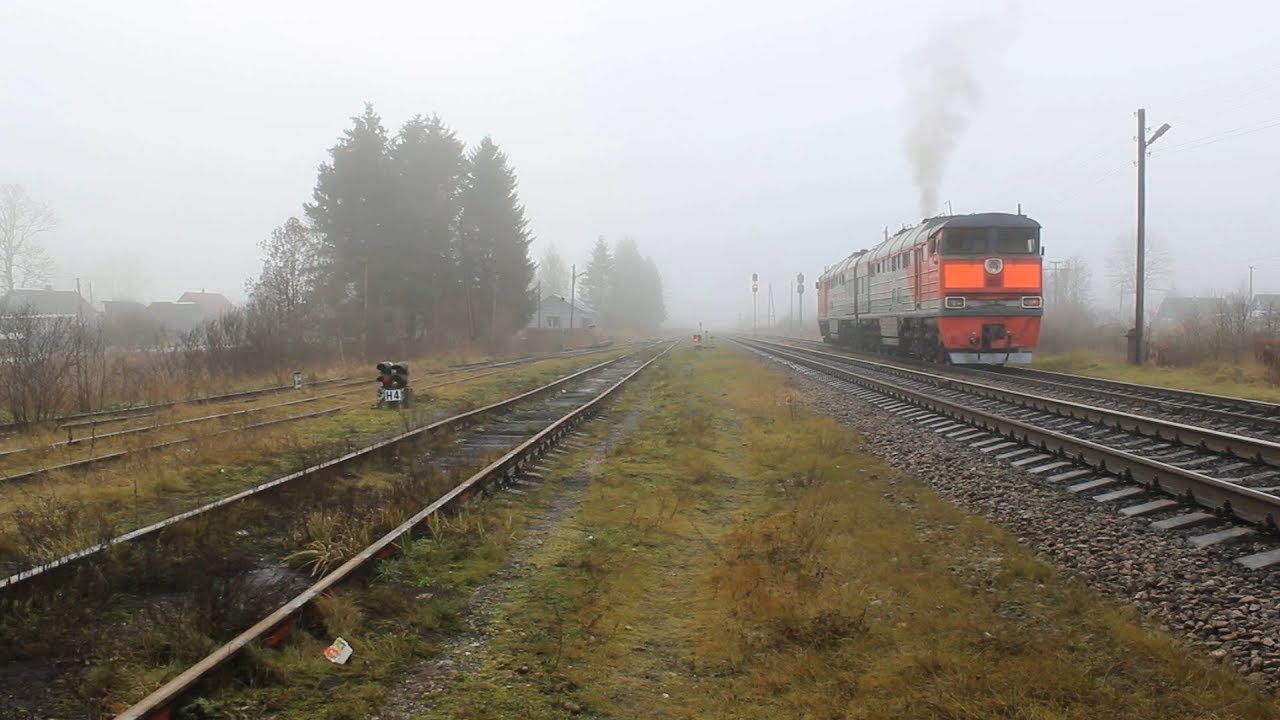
[1035,349,1280,402]
[0,349,630,569]
[126,388,639,720]
[419,346,1280,719]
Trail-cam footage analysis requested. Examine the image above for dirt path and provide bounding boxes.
[373,387,653,719]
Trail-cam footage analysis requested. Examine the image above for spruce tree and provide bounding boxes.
[458,136,536,341]
[581,236,613,320]
[642,255,666,328]
[606,237,665,331]
[305,103,393,353]
[388,114,467,344]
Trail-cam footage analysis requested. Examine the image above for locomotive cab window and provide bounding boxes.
[995,228,1039,254]
[941,227,1040,255]
[941,228,987,254]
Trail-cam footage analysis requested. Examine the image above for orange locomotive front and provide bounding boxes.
[816,212,1043,364]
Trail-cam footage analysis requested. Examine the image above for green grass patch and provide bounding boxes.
[419,346,1280,719]
[81,363,649,719]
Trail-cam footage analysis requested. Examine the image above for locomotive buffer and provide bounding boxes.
[374,362,413,409]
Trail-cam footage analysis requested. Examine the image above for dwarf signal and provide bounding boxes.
[375,361,413,408]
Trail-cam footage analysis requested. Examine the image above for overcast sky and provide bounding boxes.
[3,0,1279,328]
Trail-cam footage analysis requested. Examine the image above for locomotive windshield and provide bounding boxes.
[941,227,1039,255]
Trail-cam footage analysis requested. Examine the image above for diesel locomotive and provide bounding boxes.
[816,212,1043,364]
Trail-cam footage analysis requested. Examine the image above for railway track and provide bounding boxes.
[762,335,1280,442]
[0,346,625,483]
[0,347,637,582]
[735,337,1280,570]
[0,346,612,440]
[0,376,355,438]
[0,343,669,719]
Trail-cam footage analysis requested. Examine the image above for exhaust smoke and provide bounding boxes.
[903,2,1021,217]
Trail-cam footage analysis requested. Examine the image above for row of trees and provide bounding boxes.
[1042,248,1274,367]
[247,104,537,359]
[536,236,666,331]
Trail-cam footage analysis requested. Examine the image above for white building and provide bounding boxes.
[530,295,595,330]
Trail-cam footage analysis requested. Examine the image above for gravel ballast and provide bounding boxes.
[763,355,1280,690]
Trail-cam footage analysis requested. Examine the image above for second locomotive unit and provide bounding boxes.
[816,212,1043,364]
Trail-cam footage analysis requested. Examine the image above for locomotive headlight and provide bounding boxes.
[1021,296,1043,308]
[944,296,966,309]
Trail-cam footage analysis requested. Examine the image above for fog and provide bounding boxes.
[3,0,1279,329]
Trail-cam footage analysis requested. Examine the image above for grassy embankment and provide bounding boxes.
[90,359,650,719]
[86,346,1280,719]
[414,345,1280,719]
[1035,350,1280,402]
[5,349,639,718]
[0,349,629,567]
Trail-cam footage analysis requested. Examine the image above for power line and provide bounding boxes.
[1150,116,1280,156]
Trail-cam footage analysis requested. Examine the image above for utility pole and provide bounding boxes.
[1250,265,1256,305]
[363,258,370,360]
[490,272,500,351]
[1130,108,1172,365]
[751,273,759,338]
[789,280,794,336]
[796,273,805,335]
[1048,259,1064,309]
[568,264,585,339]
[767,282,775,329]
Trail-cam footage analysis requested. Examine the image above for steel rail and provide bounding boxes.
[763,334,1280,429]
[0,345,617,437]
[992,364,1280,418]
[113,342,672,720]
[967,372,1280,434]
[744,338,1280,468]
[0,348,647,592]
[49,376,355,432]
[736,338,1280,530]
[0,348,629,482]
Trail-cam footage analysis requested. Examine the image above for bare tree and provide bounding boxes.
[1108,233,1172,323]
[1213,289,1254,361]
[248,217,322,356]
[1041,255,1101,352]
[536,242,569,298]
[0,310,78,424]
[0,185,57,294]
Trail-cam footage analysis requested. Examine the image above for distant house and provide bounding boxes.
[103,300,147,319]
[147,301,207,334]
[529,295,595,330]
[1253,294,1280,320]
[1155,296,1223,325]
[177,291,233,317]
[0,287,94,318]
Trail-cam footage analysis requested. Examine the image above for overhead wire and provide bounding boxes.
[1150,116,1280,157]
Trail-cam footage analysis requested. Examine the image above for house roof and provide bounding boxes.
[0,288,93,317]
[538,294,595,315]
[177,291,233,316]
